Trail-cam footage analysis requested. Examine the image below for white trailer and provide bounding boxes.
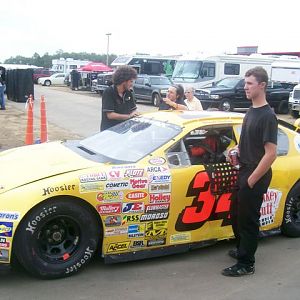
[172,54,300,89]
[271,61,300,85]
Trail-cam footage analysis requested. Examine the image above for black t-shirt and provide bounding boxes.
[158,98,187,110]
[239,104,278,166]
[101,86,137,131]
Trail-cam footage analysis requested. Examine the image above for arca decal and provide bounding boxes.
[176,171,233,231]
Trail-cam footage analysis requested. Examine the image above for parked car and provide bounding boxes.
[38,73,67,86]
[33,68,56,84]
[289,84,300,118]
[195,77,292,113]
[1,111,300,278]
[94,72,113,94]
[133,75,172,107]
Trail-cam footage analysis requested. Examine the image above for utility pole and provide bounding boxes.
[106,33,112,66]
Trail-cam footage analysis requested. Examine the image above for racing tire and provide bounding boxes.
[153,93,161,107]
[276,100,289,114]
[14,198,99,279]
[44,80,51,86]
[219,99,234,112]
[290,109,299,118]
[281,183,300,237]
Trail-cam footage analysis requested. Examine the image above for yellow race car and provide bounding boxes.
[1,111,300,278]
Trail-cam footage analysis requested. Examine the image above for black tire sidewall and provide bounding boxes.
[14,199,99,278]
[219,99,233,112]
[282,184,300,237]
[153,94,161,107]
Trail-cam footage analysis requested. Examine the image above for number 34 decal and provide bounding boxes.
[176,171,234,231]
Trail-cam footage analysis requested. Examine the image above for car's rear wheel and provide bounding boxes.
[219,99,233,112]
[153,93,161,107]
[275,100,288,114]
[14,198,99,279]
[281,183,300,237]
[44,80,51,86]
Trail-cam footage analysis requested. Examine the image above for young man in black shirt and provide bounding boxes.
[100,66,140,131]
[158,84,187,111]
[222,67,278,277]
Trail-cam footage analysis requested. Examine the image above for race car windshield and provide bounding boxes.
[80,118,181,163]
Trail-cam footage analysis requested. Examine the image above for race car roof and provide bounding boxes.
[142,110,245,126]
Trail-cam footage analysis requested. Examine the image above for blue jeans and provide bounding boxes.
[0,85,5,109]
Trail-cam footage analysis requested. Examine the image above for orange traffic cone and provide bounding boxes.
[25,95,34,145]
[40,95,48,143]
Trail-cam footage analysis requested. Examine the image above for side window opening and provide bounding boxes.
[166,126,237,167]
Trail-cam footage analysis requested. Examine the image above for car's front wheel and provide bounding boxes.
[282,183,300,237]
[44,80,51,86]
[153,93,161,107]
[219,99,233,112]
[14,198,100,279]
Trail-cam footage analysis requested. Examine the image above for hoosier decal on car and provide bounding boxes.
[97,204,122,215]
[107,241,130,253]
[104,215,122,227]
[126,191,148,201]
[79,172,107,183]
[149,193,171,204]
[259,189,282,226]
[43,184,76,196]
[122,202,144,214]
[124,169,144,178]
[149,183,171,193]
[97,191,124,202]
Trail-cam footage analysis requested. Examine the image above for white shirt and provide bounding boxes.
[184,96,203,111]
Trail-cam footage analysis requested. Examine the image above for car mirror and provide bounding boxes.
[145,83,151,87]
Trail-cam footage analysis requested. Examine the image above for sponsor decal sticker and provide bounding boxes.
[104,215,122,227]
[105,181,129,190]
[0,211,20,221]
[0,222,13,237]
[149,193,171,204]
[129,178,148,189]
[43,184,76,196]
[170,232,191,244]
[145,204,169,213]
[131,240,145,248]
[97,191,123,202]
[107,241,130,253]
[107,170,122,180]
[260,189,282,226]
[80,182,103,193]
[126,191,148,201]
[140,212,169,222]
[97,204,122,215]
[148,157,166,165]
[0,237,10,248]
[122,214,140,225]
[105,227,128,237]
[79,172,107,183]
[146,220,168,230]
[149,183,171,193]
[149,174,171,183]
[147,238,166,247]
[147,166,169,173]
[124,169,144,178]
[0,249,9,262]
[145,228,167,239]
[122,202,144,214]
[128,224,145,238]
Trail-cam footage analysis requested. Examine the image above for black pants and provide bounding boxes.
[230,167,272,266]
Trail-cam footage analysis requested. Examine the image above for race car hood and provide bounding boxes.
[0,141,96,194]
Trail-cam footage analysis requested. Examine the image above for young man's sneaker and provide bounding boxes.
[221,263,255,277]
[228,249,238,259]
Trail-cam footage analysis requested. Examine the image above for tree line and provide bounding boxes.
[3,50,118,67]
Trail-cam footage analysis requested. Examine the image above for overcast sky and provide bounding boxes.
[1,0,299,62]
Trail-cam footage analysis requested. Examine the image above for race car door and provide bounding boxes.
[165,124,239,246]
